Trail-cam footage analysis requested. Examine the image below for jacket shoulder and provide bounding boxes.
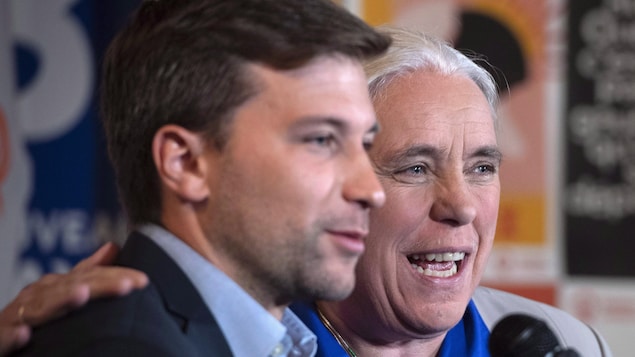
[473,286,612,357]
[12,282,192,356]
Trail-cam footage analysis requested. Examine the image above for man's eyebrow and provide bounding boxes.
[386,144,503,163]
[292,116,379,136]
[390,144,439,162]
[472,146,503,163]
[292,116,347,129]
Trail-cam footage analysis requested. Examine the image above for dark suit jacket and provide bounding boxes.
[11,232,233,357]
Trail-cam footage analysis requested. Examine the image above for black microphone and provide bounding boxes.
[488,313,580,357]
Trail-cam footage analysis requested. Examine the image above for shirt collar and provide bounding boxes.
[138,224,317,357]
[291,300,490,357]
[438,299,490,357]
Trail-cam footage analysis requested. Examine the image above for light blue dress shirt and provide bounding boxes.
[138,224,317,357]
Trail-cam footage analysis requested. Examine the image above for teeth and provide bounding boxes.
[411,262,458,277]
[408,252,464,278]
[445,252,464,261]
[412,252,465,262]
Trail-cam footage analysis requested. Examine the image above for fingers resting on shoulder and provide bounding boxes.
[0,242,148,356]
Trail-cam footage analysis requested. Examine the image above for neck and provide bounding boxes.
[316,301,446,357]
[161,206,289,320]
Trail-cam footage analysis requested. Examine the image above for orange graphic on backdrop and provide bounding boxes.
[0,106,9,215]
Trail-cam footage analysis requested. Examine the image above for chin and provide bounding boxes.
[409,298,470,333]
[305,270,356,302]
[414,311,465,335]
[327,277,356,301]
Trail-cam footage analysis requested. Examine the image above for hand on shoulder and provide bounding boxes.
[0,243,147,356]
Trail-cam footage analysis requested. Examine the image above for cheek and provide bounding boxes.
[476,187,500,236]
[474,187,500,261]
[366,186,430,269]
[370,186,426,237]
[268,159,335,206]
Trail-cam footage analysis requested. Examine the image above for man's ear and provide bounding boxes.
[152,125,210,202]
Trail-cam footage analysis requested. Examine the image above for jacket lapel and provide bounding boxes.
[117,231,233,356]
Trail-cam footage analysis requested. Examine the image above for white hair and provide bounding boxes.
[365,26,500,133]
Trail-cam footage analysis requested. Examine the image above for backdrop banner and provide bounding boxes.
[565,0,635,276]
[0,0,139,306]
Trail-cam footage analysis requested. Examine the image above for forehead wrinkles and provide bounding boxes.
[373,115,496,169]
[373,71,495,160]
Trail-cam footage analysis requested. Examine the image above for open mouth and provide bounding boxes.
[407,252,465,278]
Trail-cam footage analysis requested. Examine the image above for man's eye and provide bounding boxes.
[307,134,336,147]
[404,165,426,175]
[474,164,496,174]
[467,163,499,184]
[391,164,428,184]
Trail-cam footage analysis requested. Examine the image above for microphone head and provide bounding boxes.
[489,313,560,357]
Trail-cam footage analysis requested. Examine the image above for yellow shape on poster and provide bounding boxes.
[361,0,393,26]
[495,194,545,245]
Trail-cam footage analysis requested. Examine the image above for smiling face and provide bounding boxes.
[330,70,501,344]
[200,56,386,314]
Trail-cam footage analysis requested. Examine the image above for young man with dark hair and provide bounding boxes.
[8,1,389,356]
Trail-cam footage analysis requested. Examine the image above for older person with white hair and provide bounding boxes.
[294,26,611,357]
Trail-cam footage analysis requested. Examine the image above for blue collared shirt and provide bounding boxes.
[138,224,317,357]
[291,299,490,357]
